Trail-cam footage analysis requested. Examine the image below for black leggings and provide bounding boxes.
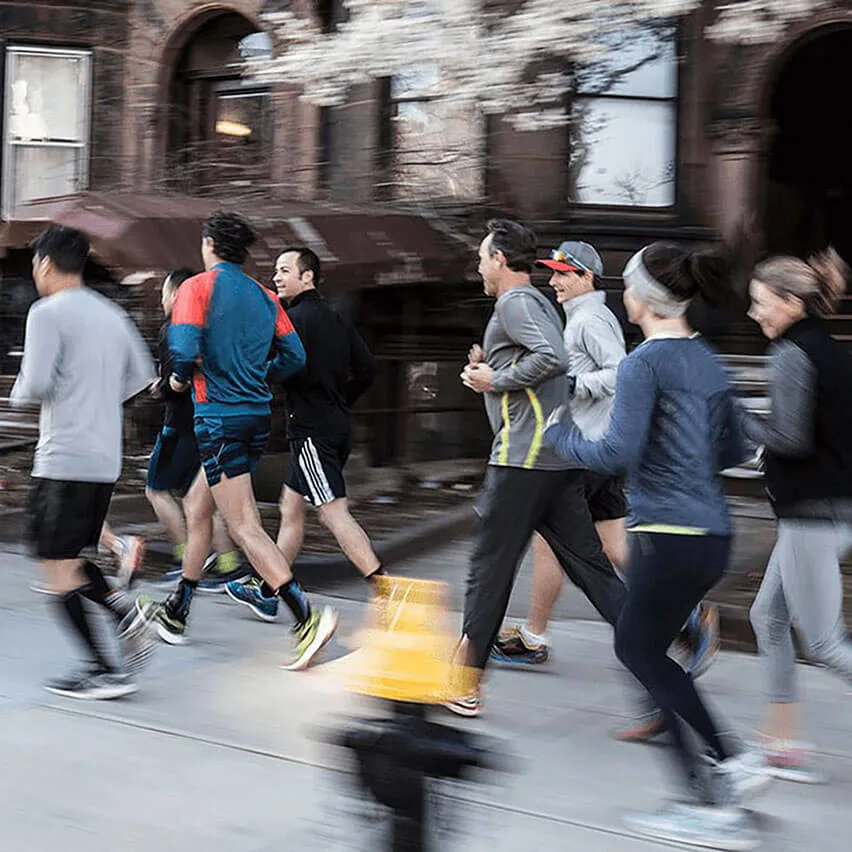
[615,532,732,797]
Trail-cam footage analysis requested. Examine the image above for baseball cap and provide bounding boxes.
[537,240,603,276]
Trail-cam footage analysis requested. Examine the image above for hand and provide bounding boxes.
[169,374,190,394]
[545,404,567,432]
[468,344,484,366]
[148,378,163,400]
[460,363,494,393]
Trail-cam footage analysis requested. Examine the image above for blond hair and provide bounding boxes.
[752,247,848,316]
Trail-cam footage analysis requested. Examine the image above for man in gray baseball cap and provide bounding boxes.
[536,240,604,279]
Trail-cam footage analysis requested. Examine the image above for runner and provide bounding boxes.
[492,239,720,740]
[224,247,382,622]
[136,212,337,670]
[445,219,628,718]
[546,242,769,850]
[11,224,156,699]
[743,249,852,784]
[145,268,246,593]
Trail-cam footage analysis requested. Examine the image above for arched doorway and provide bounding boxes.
[764,26,852,260]
[164,11,272,194]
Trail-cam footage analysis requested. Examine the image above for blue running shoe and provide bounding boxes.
[225,578,279,622]
[685,602,720,680]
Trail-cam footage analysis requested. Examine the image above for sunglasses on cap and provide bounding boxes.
[550,248,587,272]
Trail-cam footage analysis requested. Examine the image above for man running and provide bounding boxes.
[224,247,383,622]
[145,268,245,592]
[446,219,627,717]
[136,212,337,670]
[12,224,156,699]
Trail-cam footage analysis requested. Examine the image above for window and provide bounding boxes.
[569,28,677,208]
[213,89,272,169]
[3,46,91,217]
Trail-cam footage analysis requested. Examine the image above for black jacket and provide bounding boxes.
[763,317,852,514]
[281,290,376,439]
[152,321,195,435]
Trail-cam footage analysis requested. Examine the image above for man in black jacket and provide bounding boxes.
[224,248,383,621]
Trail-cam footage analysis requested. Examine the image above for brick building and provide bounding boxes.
[2,1,852,463]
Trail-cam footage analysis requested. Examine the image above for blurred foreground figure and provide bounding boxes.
[547,242,770,850]
[744,249,852,784]
[12,224,156,699]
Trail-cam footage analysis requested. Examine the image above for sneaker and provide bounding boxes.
[490,625,549,665]
[443,691,482,718]
[30,578,58,595]
[152,552,217,589]
[224,578,279,621]
[115,535,146,589]
[135,594,187,645]
[624,802,759,851]
[686,603,721,680]
[117,609,157,675]
[613,711,668,743]
[281,606,338,671]
[197,562,252,594]
[760,737,827,785]
[714,749,773,803]
[45,667,138,701]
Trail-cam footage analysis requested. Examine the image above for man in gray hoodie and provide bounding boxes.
[447,221,626,717]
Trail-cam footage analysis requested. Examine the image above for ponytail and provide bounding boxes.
[753,247,848,317]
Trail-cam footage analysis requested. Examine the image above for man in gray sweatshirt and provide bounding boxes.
[12,225,155,700]
[447,221,626,717]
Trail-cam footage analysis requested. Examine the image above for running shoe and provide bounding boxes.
[713,749,773,803]
[151,552,217,589]
[30,578,58,595]
[443,690,482,718]
[624,802,759,851]
[224,578,279,621]
[490,625,549,665]
[197,560,251,594]
[135,594,187,645]
[115,535,146,589]
[45,667,138,701]
[613,711,668,743]
[686,602,721,680]
[759,736,827,784]
[117,609,157,675]
[281,606,338,671]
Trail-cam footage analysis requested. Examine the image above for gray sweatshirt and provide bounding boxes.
[11,287,155,483]
[563,290,626,440]
[483,285,572,470]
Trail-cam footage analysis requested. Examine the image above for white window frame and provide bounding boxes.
[3,45,92,218]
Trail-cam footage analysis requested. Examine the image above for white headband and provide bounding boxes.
[623,248,690,318]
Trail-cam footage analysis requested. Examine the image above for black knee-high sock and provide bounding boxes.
[364,566,385,585]
[277,579,312,626]
[80,560,132,626]
[57,589,112,672]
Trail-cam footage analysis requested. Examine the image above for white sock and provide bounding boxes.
[520,624,547,648]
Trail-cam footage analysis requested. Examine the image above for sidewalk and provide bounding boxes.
[1,548,849,852]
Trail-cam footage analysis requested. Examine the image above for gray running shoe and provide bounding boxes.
[624,802,760,851]
[45,667,138,701]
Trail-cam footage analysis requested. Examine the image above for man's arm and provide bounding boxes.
[267,300,306,383]
[545,355,657,475]
[490,292,568,392]
[169,274,211,383]
[572,315,626,401]
[10,304,61,406]
[740,341,816,458]
[346,325,377,406]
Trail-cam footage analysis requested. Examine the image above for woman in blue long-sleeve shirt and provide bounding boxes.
[546,243,769,850]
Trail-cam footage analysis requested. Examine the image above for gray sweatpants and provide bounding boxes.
[750,519,852,702]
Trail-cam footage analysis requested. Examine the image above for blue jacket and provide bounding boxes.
[546,336,746,535]
[170,262,306,417]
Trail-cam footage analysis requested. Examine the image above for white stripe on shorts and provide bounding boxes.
[305,438,334,504]
[298,439,333,505]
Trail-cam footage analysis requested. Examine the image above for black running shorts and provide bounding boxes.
[28,478,114,560]
[286,434,350,507]
[584,471,627,523]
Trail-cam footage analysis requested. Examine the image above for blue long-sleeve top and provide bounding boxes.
[545,335,746,535]
[170,262,306,417]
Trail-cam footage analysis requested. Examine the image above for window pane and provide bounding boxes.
[7,51,88,142]
[578,28,676,99]
[12,146,82,209]
[215,92,270,166]
[570,98,675,207]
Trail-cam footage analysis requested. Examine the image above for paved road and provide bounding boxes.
[1,545,849,851]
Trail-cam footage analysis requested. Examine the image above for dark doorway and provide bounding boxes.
[764,27,852,261]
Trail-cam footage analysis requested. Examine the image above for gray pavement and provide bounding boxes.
[1,542,849,852]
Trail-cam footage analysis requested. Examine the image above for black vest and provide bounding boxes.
[764,317,852,514]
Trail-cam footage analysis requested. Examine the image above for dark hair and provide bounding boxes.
[486,218,537,273]
[752,248,848,316]
[280,246,321,285]
[163,268,194,291]
[641,242,737,309]
[202,211,256,265]
[31,224,90,275]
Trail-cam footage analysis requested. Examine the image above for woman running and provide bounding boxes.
[744,249,852,784]
[546,242,769,851]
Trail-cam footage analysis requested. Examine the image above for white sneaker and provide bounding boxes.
[116,535,146,588]
[715,750,773,803]
[624,802,760,851]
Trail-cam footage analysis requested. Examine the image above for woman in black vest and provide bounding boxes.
[744,248,852,785]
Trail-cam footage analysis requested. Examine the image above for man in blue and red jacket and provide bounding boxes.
[137,212,337,669]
